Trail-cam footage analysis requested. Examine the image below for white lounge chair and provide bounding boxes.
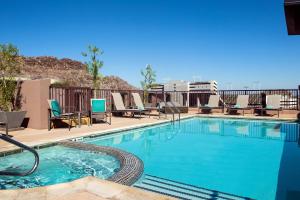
[198,95,223,113]
[111,93,142,118]
[227,95,251,116]
[260,95,282,117]
[132,93,158,117]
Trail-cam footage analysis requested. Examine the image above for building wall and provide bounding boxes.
[164,80,189,91]
[21,79,51,129]
[189,81,217,91]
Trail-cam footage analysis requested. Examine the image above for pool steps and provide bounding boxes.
[134,174,253,200]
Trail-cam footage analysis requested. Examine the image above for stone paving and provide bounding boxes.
[0,176,174,200]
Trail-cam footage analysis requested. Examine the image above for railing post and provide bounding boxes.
[297,85,300,110]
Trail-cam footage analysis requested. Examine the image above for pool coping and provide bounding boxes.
[1,114,298,156]
[59,141,144,186]
[0,116,186,156]
[0,176,175,200]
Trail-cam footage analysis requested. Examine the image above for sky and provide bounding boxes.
[1,0,300,89]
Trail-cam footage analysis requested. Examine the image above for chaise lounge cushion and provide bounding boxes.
[91,99,106,112]
[51,100,62,117]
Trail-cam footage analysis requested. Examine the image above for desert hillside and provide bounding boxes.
[19,56,138,90]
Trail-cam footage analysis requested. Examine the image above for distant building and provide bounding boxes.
[164,80,189,91]
[149,80,217,92]
[148,84,164,92]
[148,80,217,106]
[189,81,217,92]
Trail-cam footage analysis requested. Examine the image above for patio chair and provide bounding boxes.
[47,99,76,131]
[227,95,251,116]
[111,93,142,118]
[90,98,111,125]
[132,93,156,117]
[198,95,223,113]
[158,101,188,114]
[260,95,282,117]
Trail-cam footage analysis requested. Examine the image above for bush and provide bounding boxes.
[0,44,22,111]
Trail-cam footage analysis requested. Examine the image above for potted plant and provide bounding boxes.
[0,43,26,130]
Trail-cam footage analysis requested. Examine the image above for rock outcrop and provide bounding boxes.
[19,56,137,90]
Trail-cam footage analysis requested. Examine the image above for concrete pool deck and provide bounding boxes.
[0,110,298,153]
[0,176,174,200]
[0,110,299,200]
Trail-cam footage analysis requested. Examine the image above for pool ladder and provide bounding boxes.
[0,133,39,176]
[164,101,181,124]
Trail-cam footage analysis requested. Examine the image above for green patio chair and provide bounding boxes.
[90,98,111,125]
[47,99,75,131]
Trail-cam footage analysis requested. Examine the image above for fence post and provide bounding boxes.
[297,85,300,110]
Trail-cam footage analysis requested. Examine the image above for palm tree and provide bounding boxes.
[82,45,103,88]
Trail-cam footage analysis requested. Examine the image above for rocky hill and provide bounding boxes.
[19,56,138,90]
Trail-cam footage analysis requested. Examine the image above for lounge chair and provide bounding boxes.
[111,93,142,118]
[198,95,223,113]
[47,99,76,131]
[90,98,111,125]
[158,102,188,114]
[132,93,158,117]
[227,95,251,116]
[259,95,282,117]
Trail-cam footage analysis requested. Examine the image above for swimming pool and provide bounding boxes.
[0,145,119,189]
[84,117,300,200]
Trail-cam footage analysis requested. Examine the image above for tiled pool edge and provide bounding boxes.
[0,116,191,156]
[1,114,298,156]
[59,141,144,186]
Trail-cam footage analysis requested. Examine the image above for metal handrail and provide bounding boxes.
[164,102,175,123]
[0,133,39,176]
[169,101,181,122]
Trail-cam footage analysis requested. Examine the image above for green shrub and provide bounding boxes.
[0,44,22,111]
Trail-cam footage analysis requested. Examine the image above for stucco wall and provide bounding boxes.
[21,79,50,129]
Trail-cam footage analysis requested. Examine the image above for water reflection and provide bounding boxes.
[176,118,300,142]
[86,118,300,200]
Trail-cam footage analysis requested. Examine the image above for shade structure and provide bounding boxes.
[284,0,300,35]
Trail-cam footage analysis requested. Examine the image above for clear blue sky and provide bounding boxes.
[1,0,299,89]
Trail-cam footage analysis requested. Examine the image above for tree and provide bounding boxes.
[0,43,22,111]
[82,45,103,88]
[140,64,156,103]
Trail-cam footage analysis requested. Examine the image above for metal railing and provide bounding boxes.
[0,134,39,176]
[169,101,181,123]
[219,89,299,110]
[49,86,144,113]
[49,86,300,111]
[150,89,299,110]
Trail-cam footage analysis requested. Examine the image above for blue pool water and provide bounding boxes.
[0,146,119,189]
[85,117,300,200]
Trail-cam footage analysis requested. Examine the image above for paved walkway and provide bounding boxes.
[0,177,174,200]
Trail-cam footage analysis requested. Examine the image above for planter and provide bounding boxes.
[0,111,27,129]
